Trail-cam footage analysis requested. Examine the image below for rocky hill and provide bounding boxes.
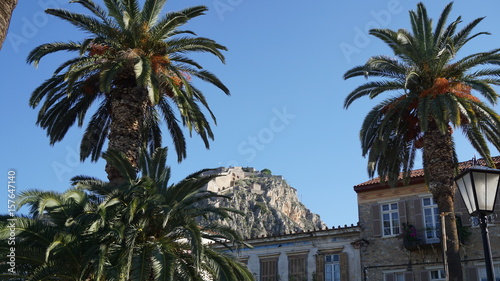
[201,167,326,239]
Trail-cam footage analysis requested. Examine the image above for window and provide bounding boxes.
[260,257,278,281]
[384,271,408,281]
[382,203,400,236]
[422,198,440,243]
[395,273,405,281]
[317,252,348,281]
[288,255,307,281]
[325,254,340,281]
[430,269,446,280]
[478,265,500,281]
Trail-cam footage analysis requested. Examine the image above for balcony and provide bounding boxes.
[403,237,441,251]
[400,223,441,251]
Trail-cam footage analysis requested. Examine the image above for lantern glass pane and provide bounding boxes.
[472,171,487,211]
[485,172,500,211]
[456,172,476,214]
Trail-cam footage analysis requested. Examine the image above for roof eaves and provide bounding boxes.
[353,156,500,192]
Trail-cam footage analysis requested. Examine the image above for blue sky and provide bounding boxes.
[2,0,500,227]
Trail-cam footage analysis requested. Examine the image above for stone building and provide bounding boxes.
[214,224,363,281]
[354,157,500,281]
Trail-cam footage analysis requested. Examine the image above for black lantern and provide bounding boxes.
[455,165,500,281]
[456,166,500,216]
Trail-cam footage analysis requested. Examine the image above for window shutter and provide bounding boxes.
[404,272,414,281]
[414,199,423,239]
[413,199,423,227]
[399,201,407,225]
[340,252,348,281]
[315,254,324,281]
[384,273,395,281]
[399,201,407,235]
[271,259,277,280]
[260,258,278,281]
[420,271,430,281]
[288,255,307,281]
[373,205,382,236]
[467,267,479,281]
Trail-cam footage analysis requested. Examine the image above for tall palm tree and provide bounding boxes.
[343,2,500,280]
[28,0,229,183]
[0,0,17,49]
[0,148,253,280]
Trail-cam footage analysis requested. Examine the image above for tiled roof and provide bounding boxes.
[354,156,500,191]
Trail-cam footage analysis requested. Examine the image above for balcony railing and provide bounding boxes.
[400,223,441,251]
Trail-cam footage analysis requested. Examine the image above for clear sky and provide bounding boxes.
[2,0,500,228]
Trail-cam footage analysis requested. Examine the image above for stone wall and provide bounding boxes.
[202,167,280,194]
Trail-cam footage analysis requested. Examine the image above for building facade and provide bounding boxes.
[355,158,500,281]
[212,159,500,281]
[215,225,362,281]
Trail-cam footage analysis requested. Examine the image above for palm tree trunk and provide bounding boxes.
[106,71,148,184]
[0,0,17,49]
[423,121,463,281]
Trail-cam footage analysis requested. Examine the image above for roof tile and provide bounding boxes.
[354,156,500,189]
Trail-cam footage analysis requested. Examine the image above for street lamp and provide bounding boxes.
[455,164,500,281]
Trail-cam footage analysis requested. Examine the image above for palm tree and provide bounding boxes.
[0,188,104,280]
[74,147,253,280]
[343,2,500,280]
[0,0,17,49]
[28,0,229,183]
[1,148,253,280]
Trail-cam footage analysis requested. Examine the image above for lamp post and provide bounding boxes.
[455,164,500,281]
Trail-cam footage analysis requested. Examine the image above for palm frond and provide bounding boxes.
[158,98,187,162]
[80,100,111,161]
[150,6,207,41]
[27,41,81,67]
[166,37,227,63]
[141,0,168,26]
[433,2,453,45]
[102,149,138,182]
[103,0,126,29]
[70,0,114,26]
[344,80,404,108]
[46,8,115,37]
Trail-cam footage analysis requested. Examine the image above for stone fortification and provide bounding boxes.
[201,167,326,238]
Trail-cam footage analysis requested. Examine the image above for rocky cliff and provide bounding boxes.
[202,168,326,239]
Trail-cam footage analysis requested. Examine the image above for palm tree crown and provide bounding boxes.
[344,2,500,185]
[28,0,229,182]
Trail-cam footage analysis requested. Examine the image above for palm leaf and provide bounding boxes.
[141,0,168,26]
